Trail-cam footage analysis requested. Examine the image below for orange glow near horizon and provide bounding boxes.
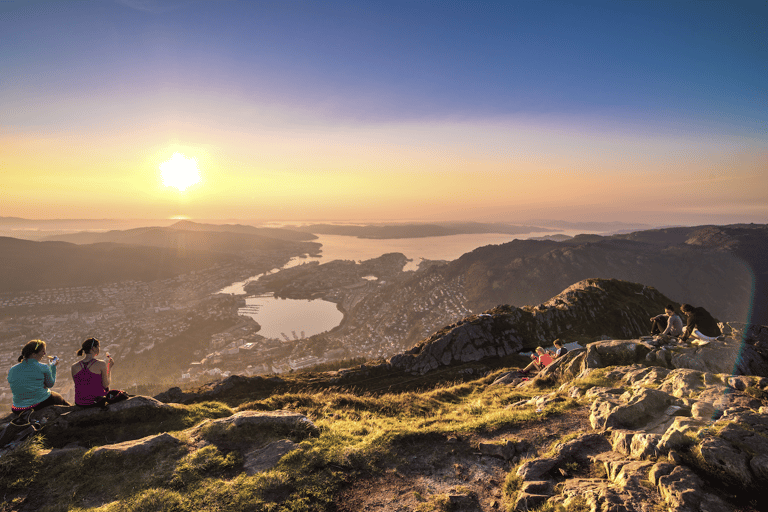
[1,118,766,224]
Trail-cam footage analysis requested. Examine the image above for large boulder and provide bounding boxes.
[585,340,652,370]
[388,312,524,374]
[590,387,679,431]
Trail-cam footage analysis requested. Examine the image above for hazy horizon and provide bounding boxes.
[2,1,766,226]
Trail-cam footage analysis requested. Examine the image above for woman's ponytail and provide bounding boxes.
[19,340,46,362]
[78,338,99,357]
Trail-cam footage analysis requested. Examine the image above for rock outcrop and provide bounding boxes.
[504,335,768,511]
[387,278,678,374]
[388,312,524,374]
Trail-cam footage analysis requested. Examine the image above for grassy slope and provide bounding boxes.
[5,357,763,512]
[0,358,575,512]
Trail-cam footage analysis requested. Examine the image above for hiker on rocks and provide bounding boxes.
[71,337,116,407]
[551,339,568,358]
[650,304,683,340]
[522,347,553,374]
[7,340,70,414]
[679,303,722,345]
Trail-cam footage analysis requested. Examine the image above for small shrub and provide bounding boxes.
[415,494,453,512]
[502,470,522,499]
[468,400,486,416]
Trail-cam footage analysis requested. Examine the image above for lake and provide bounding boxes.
[220,230,588,339]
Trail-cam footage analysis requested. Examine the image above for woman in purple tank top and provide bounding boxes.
[71,338,114,406]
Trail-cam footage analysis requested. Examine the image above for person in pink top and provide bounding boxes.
[71,338,114,407]
[522,346,553,375]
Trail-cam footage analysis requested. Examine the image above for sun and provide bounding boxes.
[160,152,201,192]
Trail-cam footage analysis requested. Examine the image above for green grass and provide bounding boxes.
[568,368,618,391]
[0,436,45,492]
[5,370,577,512]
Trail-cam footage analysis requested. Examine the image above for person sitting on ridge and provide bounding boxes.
[522,347,553,375]
[7,339,70,415]
[679,303,723,345]
[71,338,115,407]
[650,304,683,341]
[551,339,568,358]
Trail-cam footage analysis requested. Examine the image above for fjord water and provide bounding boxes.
[220,231,586,340]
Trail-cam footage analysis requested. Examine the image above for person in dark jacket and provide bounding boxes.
[551,339,568,358]
[679,303,722,344]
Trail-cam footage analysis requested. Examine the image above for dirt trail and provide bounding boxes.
[335,406,591,511]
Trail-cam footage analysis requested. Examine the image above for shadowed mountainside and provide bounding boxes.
[0,226,319,292]
[0,237,238,292]
[442,223,767,326]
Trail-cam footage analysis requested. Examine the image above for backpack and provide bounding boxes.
[0,410,42,450]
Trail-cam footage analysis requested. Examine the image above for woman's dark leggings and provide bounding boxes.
[33,392,71,410]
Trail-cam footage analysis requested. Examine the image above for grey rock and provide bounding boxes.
[243,439,298,475]
[657,466,704,511]
[517,457,558,481]
[698,436,752,486]
[193,409,317,435]
[648,461,676,485]
[590,387,676,430]
[87,432,181,459]
[584,340,651,370]
[478,440,516,460]
[749,453,768,481]
[513,492,550,511]
[520,480,553,495]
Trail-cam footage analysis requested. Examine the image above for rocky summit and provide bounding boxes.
[1,278,767,512]
[388,278,679,375]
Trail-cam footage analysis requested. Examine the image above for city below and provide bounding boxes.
[0,246,473,409]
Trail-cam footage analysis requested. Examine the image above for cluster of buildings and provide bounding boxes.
[0,250,477,409]
[323,271,472,359]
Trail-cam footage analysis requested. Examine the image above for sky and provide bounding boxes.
[1,0,766,225]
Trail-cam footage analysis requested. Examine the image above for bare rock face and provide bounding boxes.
[590,387,678,431]
[243,439,299,475]
[388,313,524,375]
[584,340,652,371]
[388,278,674,375]
[87,432,182,459]
[81,409,316,478]
[508,331,768,512]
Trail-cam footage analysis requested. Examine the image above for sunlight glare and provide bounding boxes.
[160,152,201,192]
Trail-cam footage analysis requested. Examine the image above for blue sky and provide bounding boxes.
[2,0,766,223]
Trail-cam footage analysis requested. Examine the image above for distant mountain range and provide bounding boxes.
[438,223,768,326]
[41,220,317,245]
[289,222,556,239]
[0,222,320,293]
[0,237,233,292]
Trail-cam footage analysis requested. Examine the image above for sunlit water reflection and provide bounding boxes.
[219,230,587,339]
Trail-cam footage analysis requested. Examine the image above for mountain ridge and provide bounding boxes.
[2,277,767,511]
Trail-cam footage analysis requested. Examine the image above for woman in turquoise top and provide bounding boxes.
[7,340,70,414]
